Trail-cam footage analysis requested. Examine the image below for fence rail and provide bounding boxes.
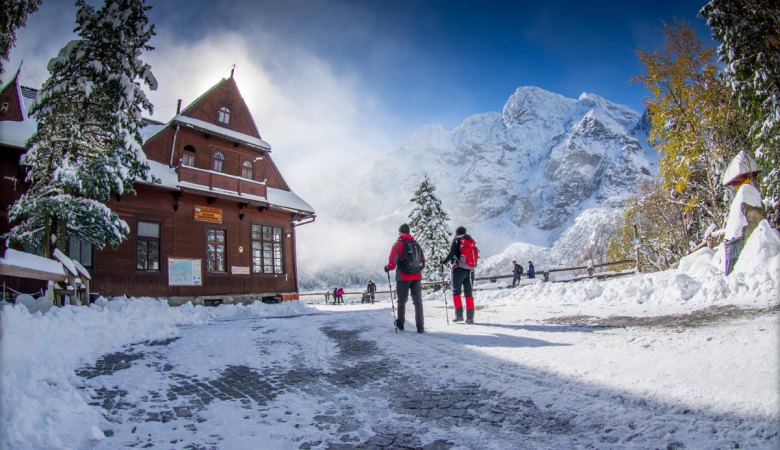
[300,258,638,302]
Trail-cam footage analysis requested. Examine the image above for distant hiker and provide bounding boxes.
[440,226,479,324]
[512,260,523,286]
[336,287,345,304]
[587,259,594,277]
[384,223,425,333]
[332,287,340,305]
[367,280,376,303]
[527,261,535,279]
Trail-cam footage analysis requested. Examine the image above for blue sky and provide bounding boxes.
[9,0,714,133]
[5,0,717,266]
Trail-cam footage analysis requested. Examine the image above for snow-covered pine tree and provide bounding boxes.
[4,0,158,256]
[408,174,451,282]
[701,0,780,227]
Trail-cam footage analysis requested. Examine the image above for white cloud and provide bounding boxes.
[6,3,409,273]
[145,29,402,271]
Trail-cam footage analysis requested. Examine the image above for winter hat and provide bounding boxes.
[455,226,467,235]
[399,223,411,234]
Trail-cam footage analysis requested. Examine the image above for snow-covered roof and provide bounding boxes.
[0,76,37,149]
[0,248,66,278]
[173,115,271,151]
[0,118,36,149]
[144,160,314,215]
[723,150,760,186]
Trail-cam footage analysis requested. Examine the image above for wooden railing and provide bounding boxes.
[298,259,639,302]
[177,165,267,198]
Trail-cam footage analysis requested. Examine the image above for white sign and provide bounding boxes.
[231,266,250,275]
[168,258,202,286]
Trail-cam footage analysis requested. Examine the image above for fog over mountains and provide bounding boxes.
[301,86,658,288]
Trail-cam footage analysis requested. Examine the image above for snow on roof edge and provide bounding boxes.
[174,115,271,151]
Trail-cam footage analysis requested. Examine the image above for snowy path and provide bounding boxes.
[75,303,779,449]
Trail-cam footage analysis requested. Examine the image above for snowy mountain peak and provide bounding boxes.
[502,86,574,129]
[341,86,657,265]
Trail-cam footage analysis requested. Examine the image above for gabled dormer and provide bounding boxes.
[0,68,26,123]
[179,76,262,139]
[142,73,308,215]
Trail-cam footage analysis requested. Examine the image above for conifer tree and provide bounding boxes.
[408,174,451,282]
[701,0,780,226]
[4,0,157,256]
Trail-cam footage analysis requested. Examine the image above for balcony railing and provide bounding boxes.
[177,164,267,198]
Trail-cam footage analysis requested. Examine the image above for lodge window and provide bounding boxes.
[206,229,226,272]
[241,161,253,179]
[68,237,93,268]
[217,106,231,124]
[251,224,284,274]
[182,145,196,167]
[1,102,8,114]
[136,220,160,271]
[212,150,225,173]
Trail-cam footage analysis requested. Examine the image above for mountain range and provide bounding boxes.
[301,86,658,288]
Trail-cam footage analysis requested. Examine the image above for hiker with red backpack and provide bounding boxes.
[384,223,426,333]
[440,226,479,324]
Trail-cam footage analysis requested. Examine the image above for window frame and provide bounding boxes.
[217,106,231,125]
[250,223,284,274]
[135,219,161,272]
[67,237,94,268]
[241,160,253,179]
[181,145,196,167]
[211,150,225,173]
[206,228,227,273]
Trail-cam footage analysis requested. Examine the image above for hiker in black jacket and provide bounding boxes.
[512,260,523,286]
[440,226,477,323]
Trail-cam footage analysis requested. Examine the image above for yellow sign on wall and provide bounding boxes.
[194,205,223,224]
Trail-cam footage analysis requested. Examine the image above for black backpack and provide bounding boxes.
[399,239,425,274]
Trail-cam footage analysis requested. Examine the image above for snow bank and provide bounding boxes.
[0,297,317,449]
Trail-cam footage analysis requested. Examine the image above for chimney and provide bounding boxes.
[176,99,182,114]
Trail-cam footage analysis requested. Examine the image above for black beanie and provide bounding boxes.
[456,226,467,235]
[399,223,411,234]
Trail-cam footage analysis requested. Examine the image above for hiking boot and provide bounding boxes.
[417,328,424,334]
[466,309,474,324]
[395,319,404,331]
[465,318,474,324]
[453,307,464,322]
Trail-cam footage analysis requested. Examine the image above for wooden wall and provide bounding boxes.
[92,184,299,298]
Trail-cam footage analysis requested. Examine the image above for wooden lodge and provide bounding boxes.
[0,69,315,305]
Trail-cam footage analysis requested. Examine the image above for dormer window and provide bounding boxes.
[212,150,225,173]
[241,161,253,179]
[0,102,8,114]
[217,106,231,124]
[182,145,196,167]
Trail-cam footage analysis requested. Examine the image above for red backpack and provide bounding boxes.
[458,237,479,270]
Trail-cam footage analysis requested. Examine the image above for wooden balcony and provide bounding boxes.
[177,165,267,199]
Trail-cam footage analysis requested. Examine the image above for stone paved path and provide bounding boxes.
[75,308,776,449]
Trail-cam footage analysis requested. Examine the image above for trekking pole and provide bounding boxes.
[440,265,449,325]
[386,271,398,333]
[442,280,449,325]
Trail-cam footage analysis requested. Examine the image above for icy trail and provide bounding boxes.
[68,303,777,449]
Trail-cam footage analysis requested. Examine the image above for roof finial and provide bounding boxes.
[230,63,236,78]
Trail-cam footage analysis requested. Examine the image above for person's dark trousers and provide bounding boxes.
[396,279,424,332]
[452,268,474,322]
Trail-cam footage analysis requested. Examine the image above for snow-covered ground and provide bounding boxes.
[1,224,779,449]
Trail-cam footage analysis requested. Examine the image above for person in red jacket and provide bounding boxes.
[440,226,476,323]
[384,223,425,333]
